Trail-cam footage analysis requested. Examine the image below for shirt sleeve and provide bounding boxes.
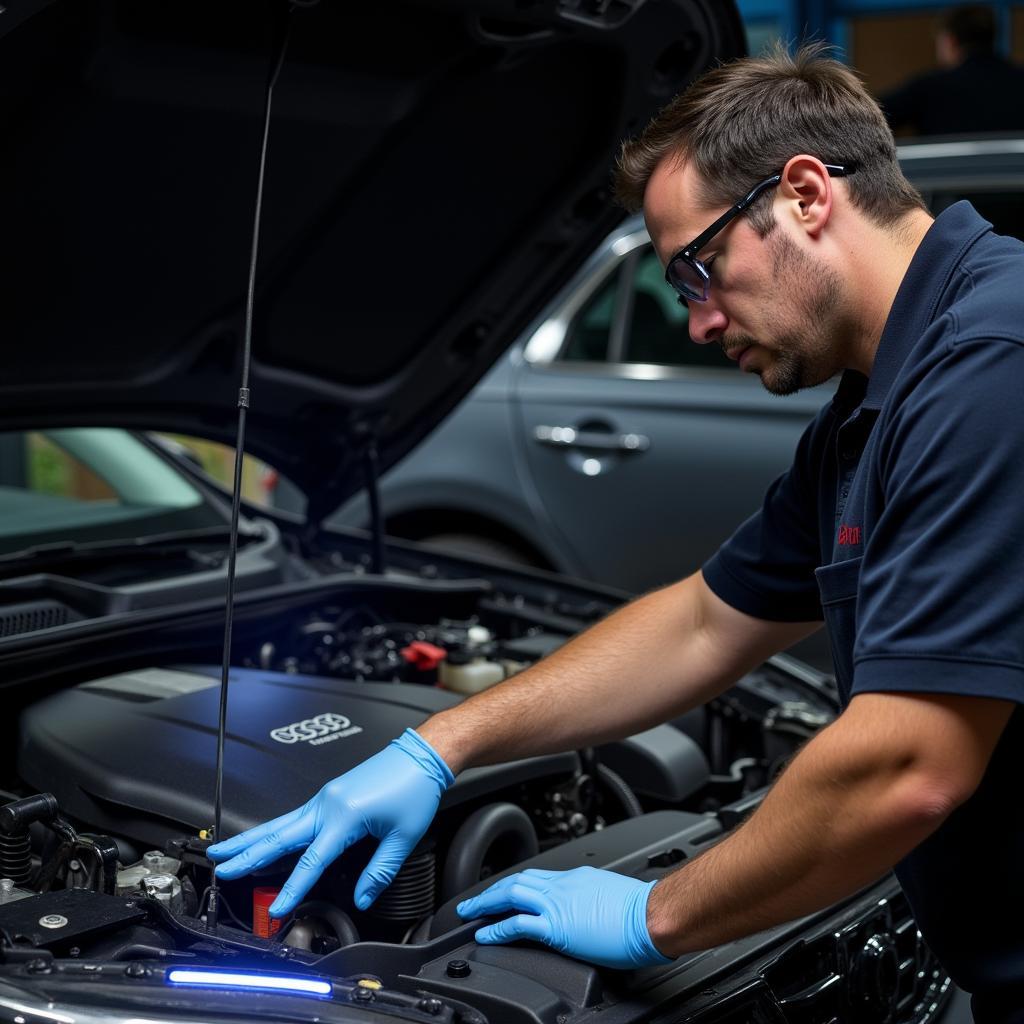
[702,408,830,623]
[853,338,1024,703]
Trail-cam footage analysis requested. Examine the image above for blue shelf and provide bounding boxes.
[736,0,1017,53]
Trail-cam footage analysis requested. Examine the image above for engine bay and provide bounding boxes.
[0,576,956,1024]
[2,577,838,945]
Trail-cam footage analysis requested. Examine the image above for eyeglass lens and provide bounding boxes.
[667,257,708,303]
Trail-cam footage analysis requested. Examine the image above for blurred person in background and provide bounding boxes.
[881,4,1024,135]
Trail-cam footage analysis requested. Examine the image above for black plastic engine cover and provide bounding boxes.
[0,889,146,951]
[17,667,577,846]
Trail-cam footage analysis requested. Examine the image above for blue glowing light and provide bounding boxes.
[166,968,333,997]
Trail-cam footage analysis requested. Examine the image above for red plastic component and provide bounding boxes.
[252,887,282,938]
[400,641,447,671]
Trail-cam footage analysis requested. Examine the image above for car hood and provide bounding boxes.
[0,0,743,524]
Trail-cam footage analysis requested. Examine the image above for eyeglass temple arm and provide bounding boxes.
[682,163,854,259]
[683,176,781,257]
[735,166,850,211]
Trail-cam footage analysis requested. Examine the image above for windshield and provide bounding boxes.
[0,429,227,556]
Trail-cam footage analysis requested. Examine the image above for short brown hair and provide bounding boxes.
[614,43,925,234]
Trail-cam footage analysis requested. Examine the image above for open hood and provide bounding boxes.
[0,0,743,523]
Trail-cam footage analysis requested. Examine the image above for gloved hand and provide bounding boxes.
[456,866,672,970]
[207,728,453,917]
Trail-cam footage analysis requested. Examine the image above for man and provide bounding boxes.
[880,4,1024,135]
[210,46,1024,1020]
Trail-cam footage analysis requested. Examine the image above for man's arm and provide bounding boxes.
[419,569,820,774]
[646,690,1013,955]
[210,569,818,916]
[458,690,1013,967]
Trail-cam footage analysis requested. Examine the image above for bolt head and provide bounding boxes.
[446,958,471,978]
[39,914,68,929]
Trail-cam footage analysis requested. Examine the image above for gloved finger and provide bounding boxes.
[456,873,519,918]
[354,830,415,911]
[475,913,552,946]
[458,878,550,920]
[207,806,305,861]
[212,814,314,880]
[269,828,344,917]
[519,868,558,882]
[478,870,554,894]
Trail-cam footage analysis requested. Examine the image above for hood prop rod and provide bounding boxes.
[361,435,386,575]
[207,1,300,933]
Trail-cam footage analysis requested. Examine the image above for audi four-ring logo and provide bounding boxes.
[270,712,362,745]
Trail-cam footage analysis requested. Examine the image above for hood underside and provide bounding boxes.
[0,0,743,519]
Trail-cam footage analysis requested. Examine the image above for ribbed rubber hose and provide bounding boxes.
[596,763,643,818]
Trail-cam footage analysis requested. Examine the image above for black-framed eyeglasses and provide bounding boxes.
[664,163,855,304]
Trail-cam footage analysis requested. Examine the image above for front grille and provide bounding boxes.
[764,889,950,1023]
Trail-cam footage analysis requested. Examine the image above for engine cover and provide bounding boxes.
[17,666,577,846]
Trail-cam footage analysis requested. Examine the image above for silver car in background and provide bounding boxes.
[333,138,1024,631]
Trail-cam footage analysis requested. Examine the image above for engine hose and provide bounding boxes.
[0,832,31,886]
[441,802,539,904]
[0,794,60,886]
[109,944,192,962]
[286,900,360,947]
[595,763,643,819]
[369,847,437,923]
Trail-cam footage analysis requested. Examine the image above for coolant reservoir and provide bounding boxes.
[466,625,492,646]
[439,655,505,695]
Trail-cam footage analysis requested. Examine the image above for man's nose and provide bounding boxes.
[686,299,728,345]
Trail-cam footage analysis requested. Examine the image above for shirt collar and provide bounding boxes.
[859,201,991,411]
[830,368,868,419]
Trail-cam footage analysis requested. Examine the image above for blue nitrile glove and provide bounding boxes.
[207,728,453,917]
[456,866,672,970]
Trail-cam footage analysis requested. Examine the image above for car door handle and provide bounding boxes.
[533,425,650,452]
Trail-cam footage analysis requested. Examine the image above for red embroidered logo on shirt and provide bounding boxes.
[837,525,862,546]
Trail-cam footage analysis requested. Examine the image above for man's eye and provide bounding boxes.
[705,255,718,276]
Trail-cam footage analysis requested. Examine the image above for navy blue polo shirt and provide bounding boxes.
[703,202,1024,1014]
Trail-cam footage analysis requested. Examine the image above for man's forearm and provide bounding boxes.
[418,572,816,775]
[645,707,955,956]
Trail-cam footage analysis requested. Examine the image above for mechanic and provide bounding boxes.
[210,45,1024,1022]
[879,4,1024,136]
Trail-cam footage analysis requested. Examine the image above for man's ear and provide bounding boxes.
[777,155,833,238]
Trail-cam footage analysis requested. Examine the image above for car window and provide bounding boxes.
[14,433,119,504]
[154,434,306,515]
[559,267,620,363]
[0,428,224,552]
[624,247,732,369]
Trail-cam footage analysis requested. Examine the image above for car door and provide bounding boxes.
[511,226,832,595]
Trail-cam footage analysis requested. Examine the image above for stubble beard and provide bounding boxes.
[728,231,845,397]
